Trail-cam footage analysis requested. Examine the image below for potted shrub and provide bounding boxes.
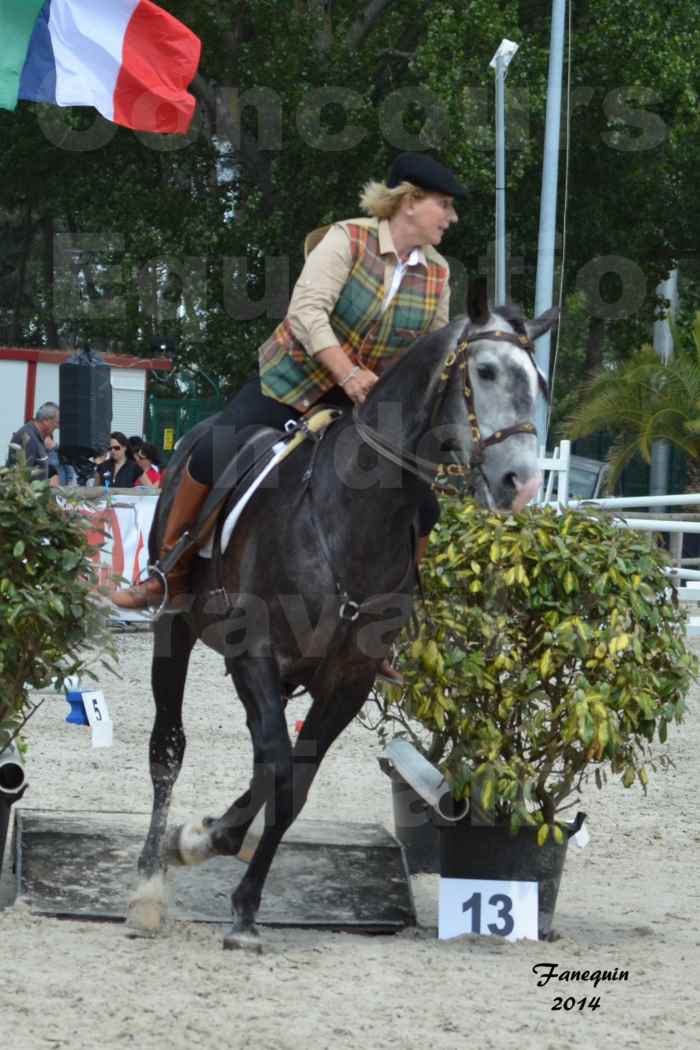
[0,461,116,869]
[370,499,697,931]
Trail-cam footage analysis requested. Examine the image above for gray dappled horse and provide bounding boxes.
[127,297,558,950]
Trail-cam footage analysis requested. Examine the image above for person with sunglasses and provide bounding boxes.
[134,442,162,489]
[97,431,144,488]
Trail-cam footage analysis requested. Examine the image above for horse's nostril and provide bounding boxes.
[504,472,518,489]
[442,439,460,453]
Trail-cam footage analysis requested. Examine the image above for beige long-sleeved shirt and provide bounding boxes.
[287,217,451,357]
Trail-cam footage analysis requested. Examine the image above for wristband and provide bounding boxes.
[339,365,360,388]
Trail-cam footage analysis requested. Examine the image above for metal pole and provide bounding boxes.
[534,0,567,446]
[494,54,506,306]
[649,268,678,501]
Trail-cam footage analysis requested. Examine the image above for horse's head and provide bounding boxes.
[449,297,558,510]
[359,294,558,512]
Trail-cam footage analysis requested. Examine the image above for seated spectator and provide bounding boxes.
[97,431,144,488]
[134,442,162,488]
[6,402,59,480]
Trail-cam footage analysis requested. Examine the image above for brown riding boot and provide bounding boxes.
[377,534,431,685]
[111,469,210,611]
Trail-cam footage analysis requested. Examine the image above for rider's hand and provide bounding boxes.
[343,368,378,404]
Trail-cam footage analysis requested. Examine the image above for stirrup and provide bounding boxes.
[149,564,170,621]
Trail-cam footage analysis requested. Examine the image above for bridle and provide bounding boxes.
[353,325,545,497]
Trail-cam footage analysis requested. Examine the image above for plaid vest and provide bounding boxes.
[258,222,448,410]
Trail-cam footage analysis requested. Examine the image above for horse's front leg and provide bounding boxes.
[185,693,295,863]
[126,615,195,936]
[223,664,374,952]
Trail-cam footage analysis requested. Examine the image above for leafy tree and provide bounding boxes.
[0,462,116,739]
[371,499,696,833]
[1,0,700,403]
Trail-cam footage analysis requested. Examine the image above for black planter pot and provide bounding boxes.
[439,815,585,940]
[389,773,441,874]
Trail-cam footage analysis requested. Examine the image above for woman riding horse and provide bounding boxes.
[112,152,467,678]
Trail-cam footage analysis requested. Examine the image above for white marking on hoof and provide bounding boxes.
[223,927,262,953]
[125,874,168,937]
[176,822,213,866]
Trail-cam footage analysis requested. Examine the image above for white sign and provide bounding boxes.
[80,689,113,748]
[573,822,590,849]
[439,878,539,941]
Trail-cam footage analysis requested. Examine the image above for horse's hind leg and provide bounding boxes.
[126,614,195,935]
[223,668,374,952]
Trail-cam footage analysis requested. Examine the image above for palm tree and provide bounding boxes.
[562,312,700,493]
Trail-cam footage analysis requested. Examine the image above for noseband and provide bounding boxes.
[353,326,543,497]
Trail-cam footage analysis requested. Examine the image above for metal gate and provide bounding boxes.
[145,395,225,461]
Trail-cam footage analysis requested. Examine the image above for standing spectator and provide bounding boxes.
[97,431,144,488]
[128,435,144,456]
[6,402,60,480]
[134,442,162,488]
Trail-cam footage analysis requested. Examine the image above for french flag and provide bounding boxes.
[15,0,201,134]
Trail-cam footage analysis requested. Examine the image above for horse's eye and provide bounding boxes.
[477,364,497,381]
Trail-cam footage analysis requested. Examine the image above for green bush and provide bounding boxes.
[376,501,697,843]
[0,463,116,742]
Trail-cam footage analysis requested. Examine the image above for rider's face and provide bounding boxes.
[408,193,458,246]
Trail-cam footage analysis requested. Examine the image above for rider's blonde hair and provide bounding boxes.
[359,179,427,219]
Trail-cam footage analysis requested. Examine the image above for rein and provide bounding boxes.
[353,326,540,497]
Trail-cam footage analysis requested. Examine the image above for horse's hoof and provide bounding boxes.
[222,925,262,953]
[125,875,168,937]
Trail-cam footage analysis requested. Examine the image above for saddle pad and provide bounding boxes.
[198,438,288,558]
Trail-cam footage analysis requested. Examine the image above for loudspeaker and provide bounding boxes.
[59,349,112,457]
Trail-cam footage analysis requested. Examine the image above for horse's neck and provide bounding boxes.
[359,370,431,453]
[316,417,426,559]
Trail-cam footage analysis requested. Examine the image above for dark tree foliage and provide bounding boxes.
[0,0,699,398]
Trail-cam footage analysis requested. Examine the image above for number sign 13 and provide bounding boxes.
[439,878,539,941]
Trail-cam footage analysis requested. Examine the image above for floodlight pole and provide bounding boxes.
[491,40,519,306]
[494,53,506,306]
[533,0,567,448]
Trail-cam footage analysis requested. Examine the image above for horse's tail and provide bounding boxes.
[147,412,223,560]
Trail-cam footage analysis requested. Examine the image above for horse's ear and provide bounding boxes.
[524,305,559,342]
[466,276,490,325]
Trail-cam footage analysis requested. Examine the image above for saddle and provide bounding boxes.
[156,406,343,579]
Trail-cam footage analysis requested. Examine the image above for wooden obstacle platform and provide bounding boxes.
[13,809,416,932]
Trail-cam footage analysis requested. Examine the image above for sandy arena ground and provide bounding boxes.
[1,629,699,1050]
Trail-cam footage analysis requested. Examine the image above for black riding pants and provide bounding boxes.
[188,375,440,536]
